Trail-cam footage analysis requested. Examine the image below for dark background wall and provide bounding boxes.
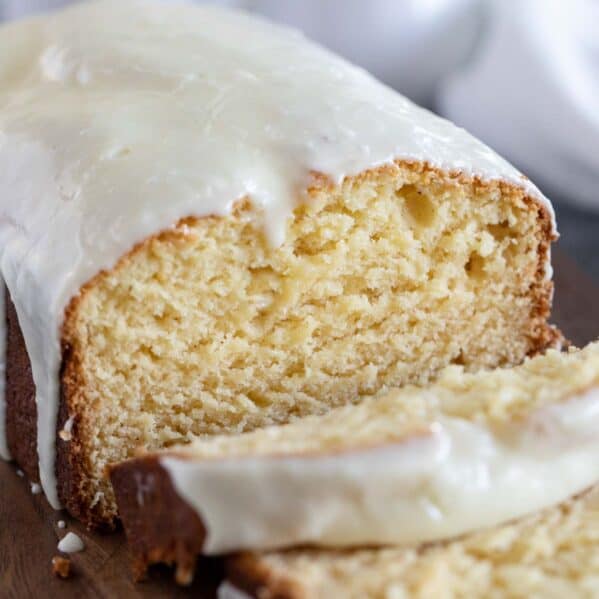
[554,201,599,280]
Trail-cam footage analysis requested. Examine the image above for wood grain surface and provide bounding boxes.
[1,249,598,599]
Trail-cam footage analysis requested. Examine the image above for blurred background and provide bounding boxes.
[1,0,598,278]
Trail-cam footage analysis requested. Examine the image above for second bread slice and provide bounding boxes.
[111,342,599,580]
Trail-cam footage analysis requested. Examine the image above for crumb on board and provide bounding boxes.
[51,556,72,579]
[58,429,72,441]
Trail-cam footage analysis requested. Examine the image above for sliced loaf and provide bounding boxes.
[111,342,599,580]
[0,0,559,529]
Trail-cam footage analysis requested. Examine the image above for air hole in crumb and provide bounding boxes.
[247,390,270,408]
[284,362,306,378]
[487,221,513,242]
[451,351,466,366]
[465,252,487,280]
[398,185,436,228]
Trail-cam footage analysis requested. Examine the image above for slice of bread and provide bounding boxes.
[110,343,599,580]
[224,486,599,599]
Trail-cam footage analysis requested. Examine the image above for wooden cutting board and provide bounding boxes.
[2,249,598,599]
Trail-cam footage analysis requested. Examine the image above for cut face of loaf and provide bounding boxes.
[110,343,599,579]
[224,486,599,599]
[58,161,558,528]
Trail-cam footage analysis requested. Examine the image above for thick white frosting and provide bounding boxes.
[161,389,599,554]
[0,0,554,508]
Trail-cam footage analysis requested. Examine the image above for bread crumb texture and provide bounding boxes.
[178,343,599,459]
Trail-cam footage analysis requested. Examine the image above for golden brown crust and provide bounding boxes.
[57,342,114,529]
[5,288,39,483]
[108,457,206,582]
[226,553,306,599]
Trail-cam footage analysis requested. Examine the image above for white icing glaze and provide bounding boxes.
[30,482,42,495]
[0,287,8,460]
[161,389,599,554]
[0,0,555,507]
[57,520,66,529]
[57,531,84,553]
[135,471,156,507]
[62,416,74,435]
[217,581,252,599]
